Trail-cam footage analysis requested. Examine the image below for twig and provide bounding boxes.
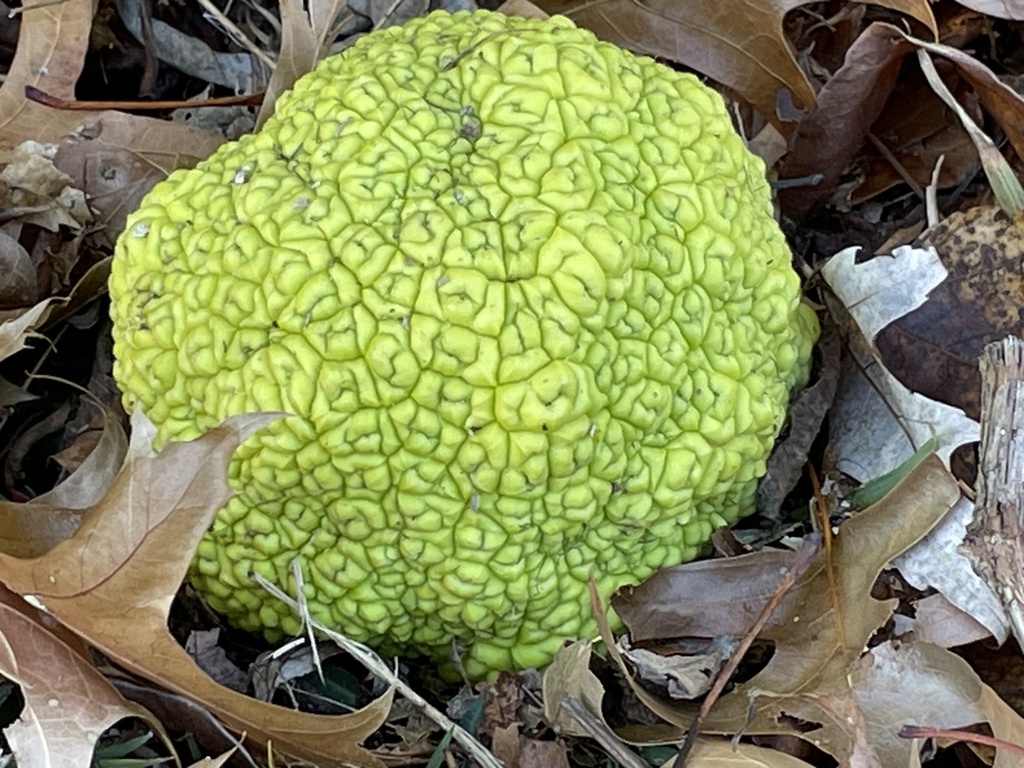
[373,0,407,29]
[925,154,945,227]
[900,725,1024,757]
[289,559,324,684]
[671,533,823,768]
[193,0,276,71]
[7,0,66,14]
[25,85,263,110]
[252,574,504,768]
[560,696,650,768]
[866,132,924,199]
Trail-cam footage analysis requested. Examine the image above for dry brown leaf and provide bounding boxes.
[0,398,127,558]
[614,548,800,640]
[1,0,224,243]
[850,65,980,206]
[852,642,976,766]
[491,724,522,767]
[532,0,936,128]
[908,593,992,648]
[496,0,548,18]
[257,0,350,126]
[661,738,818,767]
[541,640,606,737]
[0,229,37,309]
[611,455,961,765]
[0,0,91,145]
[0,141,90,228]
[977,684,1024,768]
[0,0,221,152]
[0,298,56,362]
[0,410,392,767]
[895,30,1024,186]
[0,586,174,768]
[520,739,570,767]
[778,23,912,216]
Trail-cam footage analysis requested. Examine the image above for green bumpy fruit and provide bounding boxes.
[109,9,818,678]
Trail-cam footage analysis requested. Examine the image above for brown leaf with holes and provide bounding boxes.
[612,455,961,765]
[876,206,1024,421]
[0,410,392,767]
[531,0,935,127]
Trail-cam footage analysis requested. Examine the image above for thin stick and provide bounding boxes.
[25,85,263,110]
[193,0,276,71]
[560,696,650,768]
[252,574,504,768]
[900,725,1024,757]
[671,533,822,768]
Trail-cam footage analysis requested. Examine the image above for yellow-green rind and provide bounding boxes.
[109,9,818,678]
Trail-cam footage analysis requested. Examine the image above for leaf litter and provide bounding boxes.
[5,0,1024,766]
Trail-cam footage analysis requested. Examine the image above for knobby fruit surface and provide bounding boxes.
[109,9,819,677]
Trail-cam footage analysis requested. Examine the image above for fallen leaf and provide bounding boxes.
[821,245,979,481]
[1,0,223,243]
[904,29,1024,166]
[0,229,37,309]
[0,586,174,768]
[617,634,735,700]
[613,454,961,766]
[520,738,570,767]
[779,23,914,218]
[954,1,1024,20]
[977,684,1024,768]
[894,495,1009,644]
[757,322,840,521]
[112,678,263,768]
[662,738,817,766]
[0,410,392,766]
[0,0,91,145]
[905,593,992,648]
[258,0,351,126]
[0,140,91,232]
[532,0,936,128]
[779,23,978,218]
[875,207,1024,421]
[853,640,1024,768]
[541,639,606,738]
[491,724,521,768]
[0,298,56,362]
[0,397,127,559]
[185,629,249,694]
[615,546,804,641]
